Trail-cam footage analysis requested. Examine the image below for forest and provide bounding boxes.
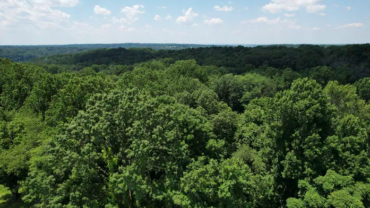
[0,43,213,62]
[1,44,370,207]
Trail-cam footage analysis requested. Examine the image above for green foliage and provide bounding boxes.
[0,62,49,110]
[306,66,334,86]
[0,185,11,204]
[0,109,50,204]
[287,170,370,208]
[211,74,246,112]
[45,75,115,126]
[1,45,370,207]
[24,73,64,120]
[174,157,273,207]
[325,115,370,180]
[210,73,276,112]
[22,89,218,207]
[0,44,210,62]
[28,44,370,82]
[324,81,369,117]
[235,78,338,204]
[354,78,370,102]
[271,68,302,90]
[167,60,208,83]
[271,78,334,181]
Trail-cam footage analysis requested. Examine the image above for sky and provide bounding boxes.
[0,0,369,45]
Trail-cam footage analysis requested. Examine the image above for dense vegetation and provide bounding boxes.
[1,44,370,207]
[0,44,214,62]
[31,44,370,83]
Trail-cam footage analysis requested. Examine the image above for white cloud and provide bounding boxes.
[347,6,351,10]
[337,23,364,29]
[306,4,326,13]
[263,0,326,14]
[154,15,161,21]
[165,15,172,20]
[0,20,10,28]
[119,25,136,32]
[233,30,241,35]
[101,24,111,29]
[176,8,198,25]
[245,7,249,10]
[246,17,301,29]
[163,29,174,35]
[158,6,166,9]
[121,5,145,24]
[191,23,199,27]
[29,0,79,7]
[69,21,95,34]
[94,5,111,15]
[284,13,295,17]
[204,18,223,25]
[313,27,320,30]
[248,17,278,24]
[0,0,77,29]
[111,17,128,24]
[141,28,153,34]
[214,6,233,12]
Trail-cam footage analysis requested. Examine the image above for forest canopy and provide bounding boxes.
[1,44,370,207]
[30,44,370,83]
[0,43,216,62]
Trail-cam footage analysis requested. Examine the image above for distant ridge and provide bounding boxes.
[1,43,368,62]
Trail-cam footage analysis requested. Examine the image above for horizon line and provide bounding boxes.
[0,42,369,47]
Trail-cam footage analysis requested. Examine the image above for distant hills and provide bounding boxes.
[0,43,217,62]
[0,43,344,62]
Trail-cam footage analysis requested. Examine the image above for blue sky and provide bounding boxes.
[0,0,369,45]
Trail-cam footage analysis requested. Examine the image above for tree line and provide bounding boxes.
[31,44,370,82]
[0,44,213,62]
